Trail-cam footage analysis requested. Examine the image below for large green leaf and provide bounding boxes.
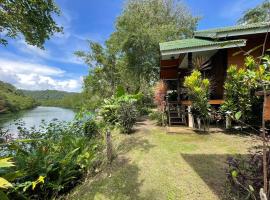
[0,158,15,168]
[0,177,12,189]
[235,111,242,120]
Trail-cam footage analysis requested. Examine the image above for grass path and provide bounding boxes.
[68,119,258,200]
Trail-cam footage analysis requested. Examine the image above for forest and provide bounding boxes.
[21,90,83,110]
[0,81,37,113]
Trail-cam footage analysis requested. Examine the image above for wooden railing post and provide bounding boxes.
[106,129,113,165]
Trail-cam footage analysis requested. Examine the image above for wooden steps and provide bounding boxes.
[167,102,187,126]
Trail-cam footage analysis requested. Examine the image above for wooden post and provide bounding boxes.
[106,130,113,165]
[188,106,194,128]
[188,52,193,69]
[225,115,232,129]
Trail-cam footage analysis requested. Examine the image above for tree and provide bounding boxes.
[0,0,62,48]
[238,0,270,24]
[75,41,120,109]
[108,0,199,86]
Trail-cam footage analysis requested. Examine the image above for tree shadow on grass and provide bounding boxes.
[181,153,250,199]
[117,136,155,154]
[70,156,157,200]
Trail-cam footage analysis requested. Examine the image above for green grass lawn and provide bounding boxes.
[67,120,258,200]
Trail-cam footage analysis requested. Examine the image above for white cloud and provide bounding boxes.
[0,58,82,92]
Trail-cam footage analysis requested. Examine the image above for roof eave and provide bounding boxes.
[160,40,247,57]
[195,27,270,39]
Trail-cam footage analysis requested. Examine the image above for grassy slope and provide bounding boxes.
[68,120,257,200]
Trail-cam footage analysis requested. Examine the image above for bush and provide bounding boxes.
[184,70,210,131]
[225,149,270,199]
[0,120,105,200]
[100,93,140,134]
[149,110,164,126]
[117,100,137,134]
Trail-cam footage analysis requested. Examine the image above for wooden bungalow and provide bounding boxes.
[159,22,270,127]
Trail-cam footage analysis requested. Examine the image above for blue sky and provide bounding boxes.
[0,0,264,92]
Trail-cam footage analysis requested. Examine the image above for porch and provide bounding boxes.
[159,38,247,127]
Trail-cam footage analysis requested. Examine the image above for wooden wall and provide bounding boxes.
[227,33,270,68]
[264,96,270,121]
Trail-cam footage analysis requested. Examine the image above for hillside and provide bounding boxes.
[21,90,83,110]
[0,81,37,113]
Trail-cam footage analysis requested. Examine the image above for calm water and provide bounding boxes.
[0,106,75,135]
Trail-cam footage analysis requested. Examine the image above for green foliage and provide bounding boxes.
[226,150,270,199]
[76,0,198,110]
[21,90,83,109]
[0,119,104,199]
[109,0,199,84]
[184,70,210,123]
[149,110,164,126]
[0,81,37,113]
[221,56,270,123]
[238,0,270,24]
[0,0,62,48]
[100,92,141,134]
[221,65,253,122]
[75,41,120,110]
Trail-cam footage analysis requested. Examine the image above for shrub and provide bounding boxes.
[184,70,210,131]
[225,149,270,199]
[149,110,164,126]
[0,120,105,200]
[100,93,140,134]
[117,100,137,134]
[153,80,167,111]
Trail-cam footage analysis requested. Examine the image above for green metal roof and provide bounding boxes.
[195,22,270,38]
[159,38,246,53]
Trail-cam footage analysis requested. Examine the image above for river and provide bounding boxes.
[0,106,75,135]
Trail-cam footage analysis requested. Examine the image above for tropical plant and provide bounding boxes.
[184,70,210,131]
[221,56,270,125]
[100,91,141,134]
[153,80,167,111]
[0,119,104,199]
[149,110,164,126]
[226,149,270,199]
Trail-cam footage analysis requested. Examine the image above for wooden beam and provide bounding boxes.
[180,99,224,105]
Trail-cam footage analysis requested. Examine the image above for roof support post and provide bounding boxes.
[188,52,193,69]
[177,71,181,102]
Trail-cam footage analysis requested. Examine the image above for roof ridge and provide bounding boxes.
[195,22,270,34]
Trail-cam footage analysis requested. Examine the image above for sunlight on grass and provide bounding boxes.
[68,120,257,200]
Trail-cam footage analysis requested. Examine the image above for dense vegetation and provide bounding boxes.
[0,81,37,113]
[21,90,83,110]
[0,119,104,199]
[75,0,198,110]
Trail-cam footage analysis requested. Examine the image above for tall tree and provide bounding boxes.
[75,41,120,108]
[238,0,270,24]
[108,0,199,87]
[77,0,198,109]
[0,0,62,48]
